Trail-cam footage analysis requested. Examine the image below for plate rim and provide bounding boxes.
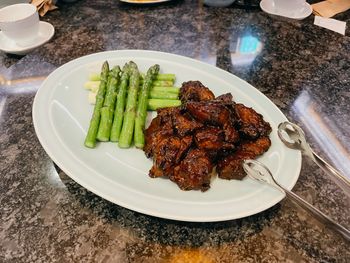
[120,0,171,4]
[33,49,301,222]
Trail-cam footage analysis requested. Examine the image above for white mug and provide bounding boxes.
[0,3,39,46]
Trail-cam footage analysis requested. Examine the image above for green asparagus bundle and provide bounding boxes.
[84,61,109,148]
[118,62,140,148]
[84,61,181,149]
[96,66,121,141]
[134,64,160,149]
[110,63,130,142]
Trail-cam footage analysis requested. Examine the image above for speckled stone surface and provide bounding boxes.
[1,0,349,262]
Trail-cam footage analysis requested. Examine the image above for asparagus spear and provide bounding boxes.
[96,66,121,141]
[84,61,109,148]
[147,99,181,111]
[134,64,160,148]
[151,86,179,94]
[110,63,130,142]
[118,62,140,148]
[155,73,175,81]
[149,90,178,100]
[152,80,173,87]
[103,66,121,108]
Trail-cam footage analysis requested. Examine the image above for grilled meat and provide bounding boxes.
[149,135,192,178]
[216,93,233,103]
[194,126,235,152]
[171,149,213,191]
[144,81,272,191]
[235,103,272,139]
[186,101,231,126]
[172,111,203,137]
[179,81,215,102]
[186,101,240,143]
[144,117,173,158]
[217,136,271,180]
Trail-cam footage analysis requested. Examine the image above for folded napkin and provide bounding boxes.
[31,0,58,17]
[312,0,350,18]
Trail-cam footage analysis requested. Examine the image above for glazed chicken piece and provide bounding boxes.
[217,136,271,180]
[235,103,272,139]
[186,101,230,125]
[186,101,240,143]
[144,117,173,158]
[194,126,236,161]
[179,81,215,102]
[171,149,214,191]
[149,135,192,178]
[172,111,203,137]
[144,107,180,157]
[194,126,235,152]
[215,93,233,104]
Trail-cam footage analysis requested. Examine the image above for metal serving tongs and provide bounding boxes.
[243,160,350,241]
[278,121,350,197]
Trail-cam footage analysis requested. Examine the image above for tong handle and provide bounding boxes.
[243,160,350,242]
[307,149,350,198]
[279,121,350,197]
[282,187,350,242]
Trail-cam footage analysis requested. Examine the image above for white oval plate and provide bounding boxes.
[33,50,301,222]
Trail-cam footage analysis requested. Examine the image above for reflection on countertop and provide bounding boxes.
[0,0,349,262]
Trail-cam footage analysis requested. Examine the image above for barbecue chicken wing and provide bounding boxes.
[217,136,271,180]
[186,101,240,143]
[235,103,271,139]
[179,81,215,102]
[171,149,214,191]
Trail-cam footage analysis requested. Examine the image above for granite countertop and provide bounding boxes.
[1,0,349,262]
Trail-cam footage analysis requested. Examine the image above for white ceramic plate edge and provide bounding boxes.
[120,0,171,4]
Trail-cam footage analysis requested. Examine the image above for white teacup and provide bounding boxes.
[0,3,39,46]
[273,0,306,15]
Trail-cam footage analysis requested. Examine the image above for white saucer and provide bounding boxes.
[260,0,312,20]
[0,21,55,55]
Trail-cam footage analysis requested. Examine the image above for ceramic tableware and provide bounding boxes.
[0,3,39,46]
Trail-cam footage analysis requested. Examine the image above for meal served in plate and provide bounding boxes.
[84,61,272,192]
